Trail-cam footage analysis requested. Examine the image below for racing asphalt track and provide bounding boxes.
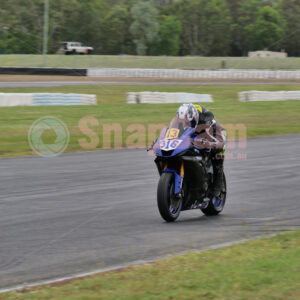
[2,81,300,87]
[0,134,300,290]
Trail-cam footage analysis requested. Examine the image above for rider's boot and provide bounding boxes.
[212,158,224,198]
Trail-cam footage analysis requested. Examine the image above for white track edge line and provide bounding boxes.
[0,232,279,294]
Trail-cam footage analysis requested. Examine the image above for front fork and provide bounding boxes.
[161,161,184,197]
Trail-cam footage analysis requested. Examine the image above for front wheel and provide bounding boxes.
[201,173,227,216]
[157,173,182,222]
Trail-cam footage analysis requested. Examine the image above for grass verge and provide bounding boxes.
[1,230,299,300]
[1,55,300,70]
[0,83,300,157]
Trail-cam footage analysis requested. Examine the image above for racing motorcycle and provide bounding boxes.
[152,116,226,222]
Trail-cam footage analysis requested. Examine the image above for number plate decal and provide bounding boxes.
[165,128,179,139]
[160,139,183,151]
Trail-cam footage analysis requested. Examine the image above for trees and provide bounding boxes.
[101,5,133,54]
[130,1,159,55]
[169,0,231,56]
[48,0,81,53]
[229,0,262,56]
[246,6,284,51]
[279,0,300,56]
[0,0,44,53]
[228,0,285,55]
[152,16,182,56]
[69,0,109,53]
[0,0,298,56]
[0,0,110,54]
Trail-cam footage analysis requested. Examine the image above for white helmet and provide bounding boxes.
[176,104,199,127]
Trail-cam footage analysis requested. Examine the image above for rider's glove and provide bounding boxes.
[147,139,157,151]
[193,137,210,149]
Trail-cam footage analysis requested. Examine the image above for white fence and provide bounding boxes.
[88,68,300,79]
[0,93,97,107]
[239,90,300,102]
[126,92,213,104]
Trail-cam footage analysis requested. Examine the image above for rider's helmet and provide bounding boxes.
[176,104,199,128]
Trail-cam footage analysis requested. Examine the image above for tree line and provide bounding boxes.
[0,0,299,56]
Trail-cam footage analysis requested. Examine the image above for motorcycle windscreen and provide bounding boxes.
[168,117,191,138]
[155,117,195,156]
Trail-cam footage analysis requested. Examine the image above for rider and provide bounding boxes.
[176,103,226,198]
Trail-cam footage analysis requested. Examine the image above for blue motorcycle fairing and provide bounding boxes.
[162,169,182,195]
[154,127,195,157]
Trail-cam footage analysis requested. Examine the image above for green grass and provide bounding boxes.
[1,54,300,69]
[0,83,300,157]
[1,230,299,300]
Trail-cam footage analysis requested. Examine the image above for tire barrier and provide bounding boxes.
[126,92,213,104]
[0,67,87,76]
[0,93,97,107]
[0,93,32,106]
[2,67,300,79]
[88,68,300,79]
[239,90,300,102]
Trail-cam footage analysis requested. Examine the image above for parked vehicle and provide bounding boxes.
[152,116,227,222]
[59,42,93,55]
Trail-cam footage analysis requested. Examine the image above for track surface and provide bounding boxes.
[0,135,299,289]
[1,81,300,87]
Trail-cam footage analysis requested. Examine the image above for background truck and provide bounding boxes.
[59,42,93,55]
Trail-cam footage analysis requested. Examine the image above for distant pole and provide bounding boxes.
[42,0,49,66]
[3,27,9,54]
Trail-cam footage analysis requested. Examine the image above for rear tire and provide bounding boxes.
[157,173,182,222]
[201,173,227,216]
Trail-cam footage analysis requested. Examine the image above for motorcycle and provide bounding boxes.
[152,116,227,222]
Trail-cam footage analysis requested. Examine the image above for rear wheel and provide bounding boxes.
[157,173,182,222]
[201,173,226,216]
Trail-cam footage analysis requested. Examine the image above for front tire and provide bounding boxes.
[201,173,227,216]
[157,173,182,222]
